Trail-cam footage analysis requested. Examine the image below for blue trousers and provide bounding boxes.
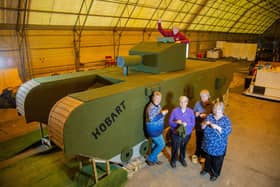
[147,135,165,163]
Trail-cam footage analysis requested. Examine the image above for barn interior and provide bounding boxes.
[0,0,280,187]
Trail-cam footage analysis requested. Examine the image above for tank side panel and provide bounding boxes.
[63,87,148,159]
[160,62,233,109]
[58,60,233,160]
[212,63,234,99]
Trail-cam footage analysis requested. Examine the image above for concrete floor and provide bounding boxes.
[0,62,280,187]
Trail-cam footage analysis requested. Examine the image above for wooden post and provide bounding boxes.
[106,160,111,176]
[79,161,83,170]
[39,123,44,138]
[91,159,98,183]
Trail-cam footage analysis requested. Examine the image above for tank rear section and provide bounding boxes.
[16,72,116,124]
[16,79,40,117]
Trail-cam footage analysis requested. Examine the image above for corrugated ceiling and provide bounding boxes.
[0,0,279,34]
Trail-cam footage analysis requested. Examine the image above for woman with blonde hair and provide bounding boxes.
[200,101,232,181]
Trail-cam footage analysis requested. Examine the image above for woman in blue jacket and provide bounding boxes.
[200,101,232,181]
[145,91,168,166]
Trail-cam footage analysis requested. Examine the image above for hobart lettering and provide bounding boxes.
[91,100,126,140]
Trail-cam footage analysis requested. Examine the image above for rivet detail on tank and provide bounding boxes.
[91,100,126,140]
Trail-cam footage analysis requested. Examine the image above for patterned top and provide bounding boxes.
[194,101,213,114]
[193,101,213,131]
[202,114,232,156]
[145,102,164,137]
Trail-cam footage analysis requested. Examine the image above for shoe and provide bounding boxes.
[145,160,155,166]
[200,170,208,176]
[192,155,198,163]
[170,161,176,168]
[179,160,187,167]
[199,157,206,163]
[210,176,217,181]
[156,161,163,165]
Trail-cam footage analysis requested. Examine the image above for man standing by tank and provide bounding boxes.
[157,18,189,44]
[168,96,195,168]
[145,91,168,166]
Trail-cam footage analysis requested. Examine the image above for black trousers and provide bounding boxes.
[171,133,191,163]
[195,130,204,157]
[204,152,225,177]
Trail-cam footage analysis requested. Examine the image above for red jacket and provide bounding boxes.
[158,22,189,44]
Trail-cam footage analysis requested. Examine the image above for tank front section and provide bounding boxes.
[63,87,149,160]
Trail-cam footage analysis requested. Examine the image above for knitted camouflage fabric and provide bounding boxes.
[176,124,186,137]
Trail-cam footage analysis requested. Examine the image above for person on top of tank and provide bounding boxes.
[158,18,189,44]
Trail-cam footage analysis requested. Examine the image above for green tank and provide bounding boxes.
[16,42,233,163]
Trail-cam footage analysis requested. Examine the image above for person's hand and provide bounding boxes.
[175,119,182,124]
[201,121,208,129]
[216,126,222,133]
[211,124,222,133]
[158,18,162,23]
[161,109,168,115]
[195,112,200,117]
[175,40,181,43]
[200,113,207,118]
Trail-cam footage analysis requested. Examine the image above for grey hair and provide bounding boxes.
[200,89,210,97]
[179,96,189,102]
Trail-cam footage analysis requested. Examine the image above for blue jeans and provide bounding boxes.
[147,135,165,163]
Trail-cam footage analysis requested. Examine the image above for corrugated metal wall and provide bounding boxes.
[0,29,259,78]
